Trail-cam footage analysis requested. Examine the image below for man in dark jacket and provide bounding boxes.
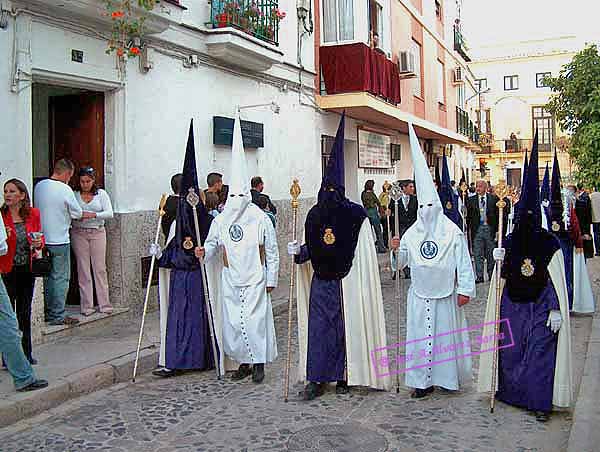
[466,180,508,283]
[161,173,182,238]
[250,176,277,215]
[389,180,417,278]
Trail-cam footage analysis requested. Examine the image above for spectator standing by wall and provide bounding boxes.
[0,179,44,364]
[361,179,386,253]
[34,159,84,325]
[71,167,114,316]
[379,181,391,247]
[589,186,600,256]
[257,194,276,228]
[575,183,594,259]
[0,211,48,392]
[251,176,277,214]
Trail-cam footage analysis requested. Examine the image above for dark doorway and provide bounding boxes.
[48,91,105,306]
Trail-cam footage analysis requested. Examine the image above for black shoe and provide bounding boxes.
[28,357,38,365]
[410,386,434,399]
[535,411,549,422]
[392,273,397,280]
[336,380,350,394]
[252,364,265,383]
[303,382,324,400]
[231,364,252,381]
[17,379,48,392]
[475,278,484,284]
[152,368,180,378]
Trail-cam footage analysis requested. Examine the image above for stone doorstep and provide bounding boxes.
[0,346,159,429]
[40,307,131,344]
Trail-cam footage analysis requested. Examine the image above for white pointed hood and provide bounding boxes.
[408,123,449,238]
[220,112,252,227]
[402,124,467,300]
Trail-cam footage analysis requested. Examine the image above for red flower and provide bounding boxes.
[129,46,140,56]
[116,48,125,57]
[111,10,124,19]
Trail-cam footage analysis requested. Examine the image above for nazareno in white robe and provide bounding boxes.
[204,204,279,366]
[477,251,573,409]
[295,218,392,391]
[392,228,475,391]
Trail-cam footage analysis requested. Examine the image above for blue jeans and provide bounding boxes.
[44,244,71,323]
[0,278,37,389]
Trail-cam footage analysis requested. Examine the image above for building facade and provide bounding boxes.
[468,36,580,187]
[315,0,481,201]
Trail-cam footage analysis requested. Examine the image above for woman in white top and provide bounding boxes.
[71,167,114,316]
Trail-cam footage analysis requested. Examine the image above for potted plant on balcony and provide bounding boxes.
[104,0,157,59]
[220,1,240,27]
[242,2,262,34]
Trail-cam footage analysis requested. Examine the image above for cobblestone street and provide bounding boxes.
[0,258,595,452]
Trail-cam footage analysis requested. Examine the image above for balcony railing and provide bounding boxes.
[456,106,479,143]
[453,25,471,62]
[209,0,281,45]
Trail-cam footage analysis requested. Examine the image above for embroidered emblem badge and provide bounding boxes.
[446,201,453,210]
[551,221,560,232]
[420,240,438,259]
[229,224,244,242]
[183,236,194,250]
[323,228,336,245]
[521,258,535,277]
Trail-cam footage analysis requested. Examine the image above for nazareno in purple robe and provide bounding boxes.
[295,245,346,382]
[496,281,560,412]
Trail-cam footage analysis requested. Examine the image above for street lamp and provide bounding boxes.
[238,102,280,114]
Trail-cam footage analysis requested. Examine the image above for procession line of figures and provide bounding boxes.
[149,113,594,424]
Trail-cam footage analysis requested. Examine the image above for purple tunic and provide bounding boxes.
[296,245,346,382]
[497,281,560,412]
[557,237,574,309]
[165,268,216,370]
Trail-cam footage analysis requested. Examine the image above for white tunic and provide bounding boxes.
[392,227,475,390]
[157,222,176,367]
[204,204,279,364]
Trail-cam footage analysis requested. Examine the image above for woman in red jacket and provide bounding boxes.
[1,179,44,364]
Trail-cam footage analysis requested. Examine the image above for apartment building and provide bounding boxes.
[315,0,481,200]
[468,36,580,186]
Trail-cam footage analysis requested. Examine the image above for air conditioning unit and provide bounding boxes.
[398,51,416,77]
[452,67,464,85]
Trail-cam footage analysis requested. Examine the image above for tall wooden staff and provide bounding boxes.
[459,181,470,252]
[490,179,509,413]
[390,181,403,393]
[133,193,167,382]
[284,179,302,402]
[383,180,392,248]
[186,187,221,380]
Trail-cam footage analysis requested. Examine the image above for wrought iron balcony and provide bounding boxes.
[453,25,471,62]
[456,106,479,143]
[209,0,282,45]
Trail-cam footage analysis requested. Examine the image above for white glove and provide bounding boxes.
[542,200,550,208]
[508,213,514,220]
[493,248,505,261]
[149,243,162,258]
[287,240,301,256]
[546,310,562,333]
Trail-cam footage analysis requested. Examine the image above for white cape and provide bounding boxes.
[572,250,595,313]
[296,218,392,391]
[477,251,573,408]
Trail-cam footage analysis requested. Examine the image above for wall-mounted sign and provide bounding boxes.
[358,129,392,169]
[213,116,264,148]
[71,49,83,63]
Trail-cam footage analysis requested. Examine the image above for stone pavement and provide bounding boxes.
[0,257,597,452]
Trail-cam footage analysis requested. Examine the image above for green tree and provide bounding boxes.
[544,45,600,188]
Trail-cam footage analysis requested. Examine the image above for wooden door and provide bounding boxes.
[49,93,105,188]
[49,92,105,306]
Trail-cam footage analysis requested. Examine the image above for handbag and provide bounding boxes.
[31,247,52,277]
